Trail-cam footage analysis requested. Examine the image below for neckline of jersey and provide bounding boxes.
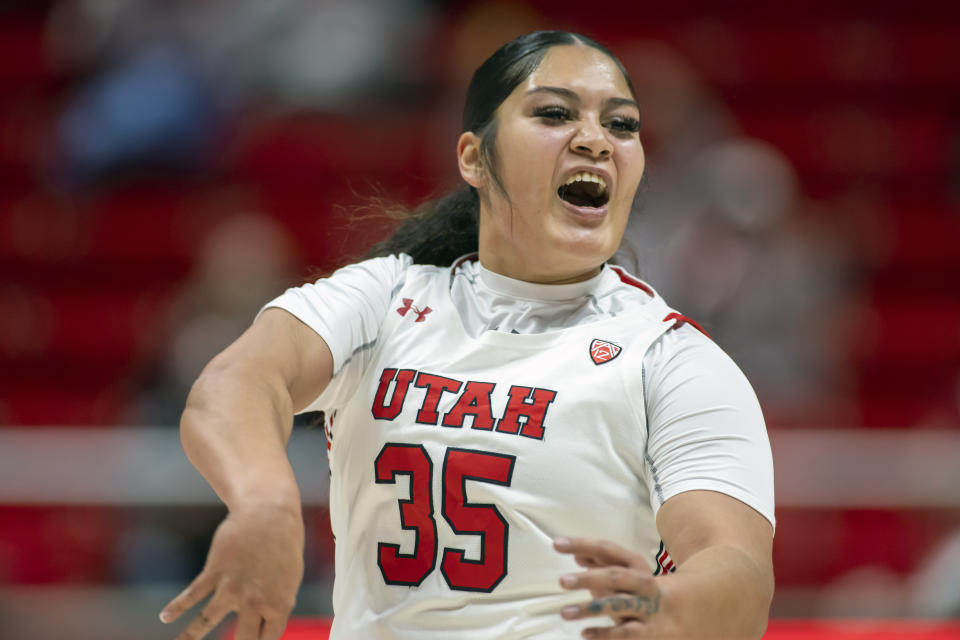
[477,262,608,302]
[452,254,609,303]
[444,257,666,348]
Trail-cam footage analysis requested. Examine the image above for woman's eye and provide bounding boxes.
[533,106,572,122]
[608,117,641,134]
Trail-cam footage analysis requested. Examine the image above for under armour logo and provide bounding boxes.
[397,298,432,323]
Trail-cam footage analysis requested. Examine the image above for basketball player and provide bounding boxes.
[160,31,775,639]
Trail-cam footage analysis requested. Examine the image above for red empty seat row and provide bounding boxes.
[853,290,959,427]
[511,1,960,93]
[0,376,131,426]
[854,354,958,428]
[228,113,442,183]
[738,110,951,178]
[0,284,173,364]
[667,23,960,91]
[0,506,121,583]
[0,182,252,269]
[880,206,960,269]
[0,14,55,88]
[524,0,960,21]
[855,392,959,429]
[832,201,960,293]
[854,297,960,362]
[257,181,407,267]
[772,506,960,586]
[86,186,211,263]
[0,177,402,272]
[0,96,56,183]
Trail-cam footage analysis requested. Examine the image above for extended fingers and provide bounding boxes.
[175,593,232,640]
[554,537,636,568]
[560,576,662,623]
[161,571,216,624]
[560,566,654,595]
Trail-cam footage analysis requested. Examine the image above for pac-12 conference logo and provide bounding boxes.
[589,339,621,365]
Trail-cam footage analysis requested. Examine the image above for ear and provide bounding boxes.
[457,131,484,188]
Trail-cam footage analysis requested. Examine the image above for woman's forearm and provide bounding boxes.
[180,359,303,515]
[659,543,774,638]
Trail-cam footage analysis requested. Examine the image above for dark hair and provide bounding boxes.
[366,30,636,266]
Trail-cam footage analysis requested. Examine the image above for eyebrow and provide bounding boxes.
[526,86,639,111]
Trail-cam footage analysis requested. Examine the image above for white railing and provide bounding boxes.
[1,427,958,507]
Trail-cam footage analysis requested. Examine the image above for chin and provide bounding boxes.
[555,229,618,264]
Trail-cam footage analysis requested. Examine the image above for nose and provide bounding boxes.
[570,116,612,159]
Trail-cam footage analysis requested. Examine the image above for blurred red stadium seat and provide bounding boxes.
[738,111,950,180]
[0,506,121,583]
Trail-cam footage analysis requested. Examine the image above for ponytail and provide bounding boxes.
[364,187,479,266]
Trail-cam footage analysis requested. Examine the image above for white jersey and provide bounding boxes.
[263,254,775,639]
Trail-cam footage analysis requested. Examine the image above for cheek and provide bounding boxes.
[614,145,645,195]
[498,127,569,198]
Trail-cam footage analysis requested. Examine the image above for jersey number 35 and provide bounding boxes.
[374,443,516,593]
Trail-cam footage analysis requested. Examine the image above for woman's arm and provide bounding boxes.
[179,307,333,513]
[654,490,774,637]
[160,307,335,640]
[555,490,774,638]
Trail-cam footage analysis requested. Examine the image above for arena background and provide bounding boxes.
[1,1,959,638]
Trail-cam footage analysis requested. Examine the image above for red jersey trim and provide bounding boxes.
[451,252,479,270]
[663,311,711,339]
[609,266,655,297]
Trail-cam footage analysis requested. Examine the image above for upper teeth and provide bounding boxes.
[564,172,607,192]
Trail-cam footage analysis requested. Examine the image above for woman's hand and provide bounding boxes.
[554,537,676,639]
[160,504,305,640]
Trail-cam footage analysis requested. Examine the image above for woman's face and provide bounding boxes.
[463,44,645,283]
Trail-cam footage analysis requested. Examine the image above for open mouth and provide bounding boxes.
[557,172,610,209]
